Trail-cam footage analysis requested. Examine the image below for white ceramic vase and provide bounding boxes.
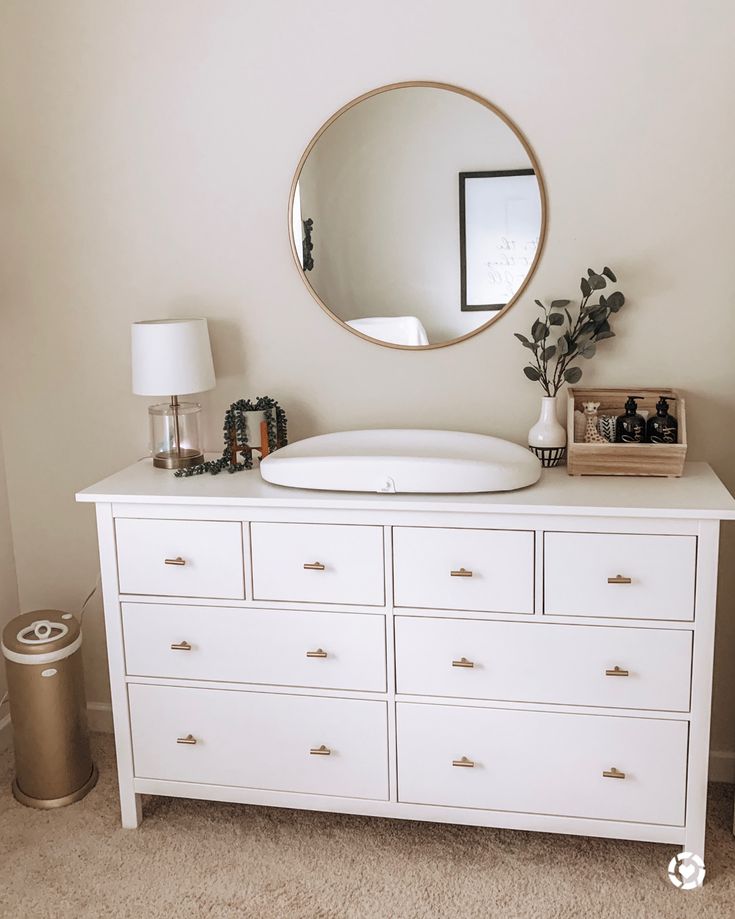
[528,395,566,467]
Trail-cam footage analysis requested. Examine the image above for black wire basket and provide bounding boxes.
[529,445,567,468]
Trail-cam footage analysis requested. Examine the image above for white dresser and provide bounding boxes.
[77,461,735,859]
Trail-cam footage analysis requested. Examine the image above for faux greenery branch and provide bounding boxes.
[174,396,288,477]
[515,267,625,397]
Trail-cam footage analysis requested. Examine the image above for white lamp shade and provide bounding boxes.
[131,318,216,396]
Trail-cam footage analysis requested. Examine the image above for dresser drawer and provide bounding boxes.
[116,518,244,599]
[393,527,534,613]
[544,532,696,620]
[129,684,389,800]
[397,702,687,825]
[123,603,386,691]
[395,617,692,711]
[250,523,385,606]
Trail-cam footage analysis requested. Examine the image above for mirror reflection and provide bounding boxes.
[291,83,546,349]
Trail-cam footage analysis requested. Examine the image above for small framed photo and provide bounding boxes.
[459,169,542,311]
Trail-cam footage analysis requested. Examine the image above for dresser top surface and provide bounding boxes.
[76,459,735,519]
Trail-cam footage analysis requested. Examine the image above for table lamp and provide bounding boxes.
[131,318,216,469]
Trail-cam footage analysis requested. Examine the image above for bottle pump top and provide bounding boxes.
[656,395,674,414]
[625,396,643,414]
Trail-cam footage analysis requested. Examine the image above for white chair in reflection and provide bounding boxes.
[346,316,430,347]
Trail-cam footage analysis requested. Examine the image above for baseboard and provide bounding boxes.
[0,712,11,753]
[87,701,113,733]
[709,749,735,784]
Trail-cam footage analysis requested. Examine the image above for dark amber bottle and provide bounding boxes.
[646,396,678,444]
[615,396,646,443]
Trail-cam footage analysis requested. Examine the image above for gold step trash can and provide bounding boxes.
[1,610,97,808]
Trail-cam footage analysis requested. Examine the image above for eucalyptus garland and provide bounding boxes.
[174,396,288,477]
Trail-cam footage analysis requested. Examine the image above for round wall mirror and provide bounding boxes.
[289,81,547,350]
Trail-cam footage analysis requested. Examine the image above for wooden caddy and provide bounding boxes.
[566,387,687,477]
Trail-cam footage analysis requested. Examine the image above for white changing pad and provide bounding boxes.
[346,316,430,346]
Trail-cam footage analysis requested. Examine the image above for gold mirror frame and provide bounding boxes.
[288,81,548,351]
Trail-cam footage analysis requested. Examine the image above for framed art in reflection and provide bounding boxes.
[459,169,542,311]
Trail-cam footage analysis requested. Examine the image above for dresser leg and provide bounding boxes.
[683,821,705,868]
[120,790,143,829]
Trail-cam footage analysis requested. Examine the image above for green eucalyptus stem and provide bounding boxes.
[515,266,625,398]
[551,290,590,395]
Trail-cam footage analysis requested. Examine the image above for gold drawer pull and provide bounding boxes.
[165,557,186,566]
[452,657,475,669]
[608,574,632,585]
[170,641,192,652]
[603,767,626,779]
[176,734,197,745]
[306,648,328,659]
[310,744,331,756]
[605,666,629,677]
[450,568,473,578]
[304,562,326,571]
[452,756,475,768]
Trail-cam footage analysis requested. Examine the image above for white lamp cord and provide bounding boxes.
[0,573,101,710]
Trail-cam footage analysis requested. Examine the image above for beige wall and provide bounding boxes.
[0,429,20,705]
[0,0,734,757]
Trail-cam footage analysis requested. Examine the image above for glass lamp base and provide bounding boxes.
[148,399,203,469]
[153,448,204,470]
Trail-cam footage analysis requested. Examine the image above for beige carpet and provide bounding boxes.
[1,733,734,918]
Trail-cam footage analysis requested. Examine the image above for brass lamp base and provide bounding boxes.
[12,764,98,810]
[153,449,204,470]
